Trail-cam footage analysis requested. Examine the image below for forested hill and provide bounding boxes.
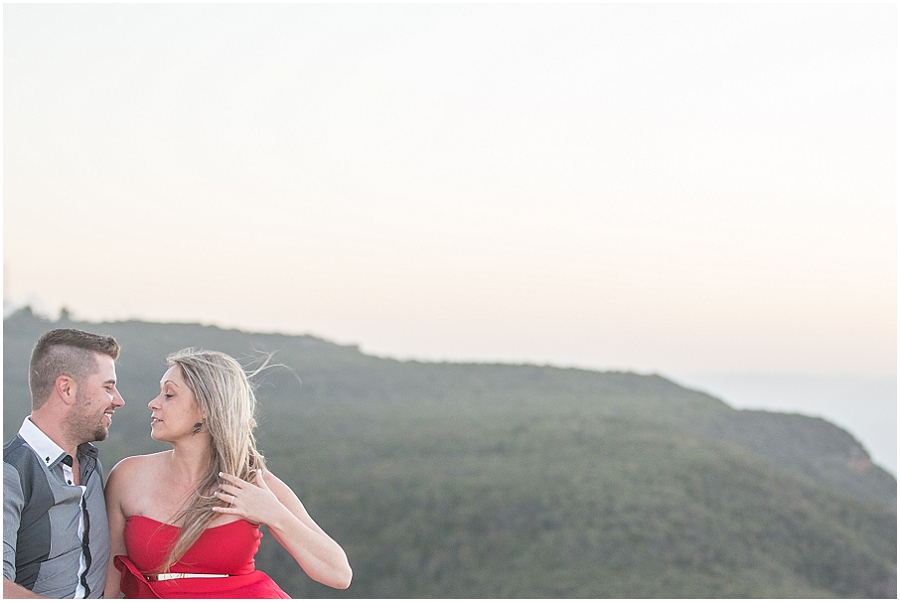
[3,309,896,598]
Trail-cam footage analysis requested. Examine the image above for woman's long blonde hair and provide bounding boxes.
[159,348,268,572]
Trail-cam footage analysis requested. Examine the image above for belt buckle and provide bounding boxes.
[146,573,182,582]
[146,572,229,581]
[156,573,183,582]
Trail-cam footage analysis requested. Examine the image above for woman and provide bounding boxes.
[104,349,352,598]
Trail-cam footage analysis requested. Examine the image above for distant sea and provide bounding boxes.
[673,373,897,476]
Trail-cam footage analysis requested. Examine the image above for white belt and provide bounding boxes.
[147,572,230,581]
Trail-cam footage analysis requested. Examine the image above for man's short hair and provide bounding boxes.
[29,329,120,410]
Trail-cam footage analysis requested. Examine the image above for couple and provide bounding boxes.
[4,329,352,598]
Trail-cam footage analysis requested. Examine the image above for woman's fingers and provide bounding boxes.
[212,489,234,503]
[218,471,245,486]
[212,471,273,519]
[217,482,241,496]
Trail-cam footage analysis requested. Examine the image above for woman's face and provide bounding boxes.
[148,365,205,442]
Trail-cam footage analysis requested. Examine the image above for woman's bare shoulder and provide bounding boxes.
[106,452,171,518]
[108,451,170,481]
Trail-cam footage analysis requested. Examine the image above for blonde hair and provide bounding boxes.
[159,348,268,571]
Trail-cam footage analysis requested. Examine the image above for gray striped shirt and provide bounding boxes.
[3,418,109,598]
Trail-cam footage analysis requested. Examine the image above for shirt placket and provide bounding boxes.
[58,454,90,598]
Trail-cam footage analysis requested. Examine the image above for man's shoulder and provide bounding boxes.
[4,434,32,466]
[4,435,54,516]
[4,433,25,452]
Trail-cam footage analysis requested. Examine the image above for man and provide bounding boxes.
[4,329,125,598]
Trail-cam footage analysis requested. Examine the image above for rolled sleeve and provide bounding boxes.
[3,462,24,581]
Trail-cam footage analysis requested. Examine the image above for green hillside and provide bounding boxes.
[3,309,896,597]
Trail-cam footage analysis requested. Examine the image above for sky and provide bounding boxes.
[2,4,897,470]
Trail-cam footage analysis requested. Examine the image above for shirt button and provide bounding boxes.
[45,457,50,462]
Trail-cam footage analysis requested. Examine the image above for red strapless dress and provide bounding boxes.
[114,515,290,598]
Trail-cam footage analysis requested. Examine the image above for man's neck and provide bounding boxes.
[28,411,79,458]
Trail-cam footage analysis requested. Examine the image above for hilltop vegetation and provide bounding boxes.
[3,309,896,597]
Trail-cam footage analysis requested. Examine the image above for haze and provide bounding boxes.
[3,4,896,472]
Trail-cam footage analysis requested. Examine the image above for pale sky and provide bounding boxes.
[3,3,896,381]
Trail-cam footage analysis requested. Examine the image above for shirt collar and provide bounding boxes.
[19,416,72,468]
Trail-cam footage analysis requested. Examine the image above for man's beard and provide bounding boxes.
[91,422,109,442]
[67,390,109,444]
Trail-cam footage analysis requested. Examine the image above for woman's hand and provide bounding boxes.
[215,469,352,589]
[212,470,288,527]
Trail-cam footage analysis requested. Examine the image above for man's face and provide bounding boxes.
[67,352,125,444]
